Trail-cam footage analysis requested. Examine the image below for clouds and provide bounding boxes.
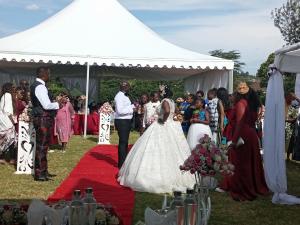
[25,3,39,11]
[0,0,71,12]
[157,8,284,73]
[0,0,286,74]
[120,0,286,74]
[121,0,284,11]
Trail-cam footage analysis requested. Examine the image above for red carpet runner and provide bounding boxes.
[48,145,135,225]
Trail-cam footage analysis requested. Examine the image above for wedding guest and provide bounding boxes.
[30,67,63,181]
[55,92,75,151]
[0,83,17,165]
[216,88,230,143]
[19,79,30,104]
[136,94,149,135]
[187,98,211,150]
[143,92,160,131]
[286,93,300,161]
[181,94,196,134]
[207,89,221,144]
[114,81,136,168]
[218,82,269,201]
[221,92,236,143]
[195,90,208,106]
[15,87,27,130]
[87,102,99,135]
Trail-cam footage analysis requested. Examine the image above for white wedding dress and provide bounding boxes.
[118,98,195,194]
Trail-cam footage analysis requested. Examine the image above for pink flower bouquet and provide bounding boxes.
[180,135,234,186]
[99,102,114,115]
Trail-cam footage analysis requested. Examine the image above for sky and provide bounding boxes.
[0,0,286,75]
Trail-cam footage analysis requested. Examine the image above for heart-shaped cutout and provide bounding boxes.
[21,141,34,153]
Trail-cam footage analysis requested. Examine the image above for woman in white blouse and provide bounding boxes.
[0,83,17,164]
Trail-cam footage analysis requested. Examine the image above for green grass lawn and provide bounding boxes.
[1,131,300,225]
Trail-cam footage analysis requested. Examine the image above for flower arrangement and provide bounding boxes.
[0,203,28,225]
[180,135,234,185]
[18,104,32,122]
[99,102,114,115]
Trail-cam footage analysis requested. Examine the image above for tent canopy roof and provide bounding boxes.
[275,43,300,73]
[0,0,233,71]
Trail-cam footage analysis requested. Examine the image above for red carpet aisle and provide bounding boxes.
[48,145,135,225]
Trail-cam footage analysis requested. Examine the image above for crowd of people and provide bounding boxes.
[115,81,271,201]
[0,67,102,180]
[1,66,299,199]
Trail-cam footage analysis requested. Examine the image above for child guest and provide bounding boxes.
[187,98,212,150]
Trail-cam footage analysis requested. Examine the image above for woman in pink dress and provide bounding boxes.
[55,93,75,151]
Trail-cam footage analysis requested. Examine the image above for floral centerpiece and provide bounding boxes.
[180,135,234,225]
[18,104,32,122]
[99,102,114,115]
[180,135,234,185]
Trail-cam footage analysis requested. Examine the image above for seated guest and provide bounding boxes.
[182,94,196,135]
[187,98,211,150]
[143,92,160,131]
[87,103,99,135]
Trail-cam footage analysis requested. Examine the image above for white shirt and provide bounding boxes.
[35,78,59,110]
[114,91,135,119]
[143,101,161,127]
[0,93,14,116]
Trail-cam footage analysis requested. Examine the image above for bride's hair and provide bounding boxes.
[163,85,173,98]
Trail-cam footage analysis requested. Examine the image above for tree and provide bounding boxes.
[99,78,185,103]
[256,53,275,88]
[209,49,246,76]
[272,0,300,45]
[257,53,296,93]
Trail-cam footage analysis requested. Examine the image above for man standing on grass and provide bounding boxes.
[114,81,136,168]
[30,67,64,181]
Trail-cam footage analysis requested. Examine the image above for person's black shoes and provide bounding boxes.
[34,176,49,182]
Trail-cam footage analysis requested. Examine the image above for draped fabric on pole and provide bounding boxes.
[263,67,300,205]
[295,73,300,98]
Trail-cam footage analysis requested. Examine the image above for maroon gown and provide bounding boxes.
[220,99,269,201]
[223,107,235,142]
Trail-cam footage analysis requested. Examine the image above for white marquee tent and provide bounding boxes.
[264,43,300,204]
[0,0,234,136]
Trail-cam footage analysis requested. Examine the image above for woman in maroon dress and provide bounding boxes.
[219,82,269,201]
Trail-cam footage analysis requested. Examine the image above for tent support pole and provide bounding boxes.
[228,70,233,94]
[84,62,90,138]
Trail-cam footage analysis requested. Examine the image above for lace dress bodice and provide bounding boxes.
[156,98,175,121]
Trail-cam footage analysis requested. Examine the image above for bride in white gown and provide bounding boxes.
[118,86,195,194]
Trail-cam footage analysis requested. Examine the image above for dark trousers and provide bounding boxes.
[33,116,54,178]
[115,119,131,168]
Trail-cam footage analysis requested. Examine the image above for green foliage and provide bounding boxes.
[256,53,296,94]
[256,53,275,88]
[272,0,300,45]
[99,78,185,103]
[47,77,68,97]
[209,49,245,76]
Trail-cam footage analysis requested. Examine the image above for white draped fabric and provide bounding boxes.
[263,68,300,204]
[295,73,300,98]
[184,70,229,96]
